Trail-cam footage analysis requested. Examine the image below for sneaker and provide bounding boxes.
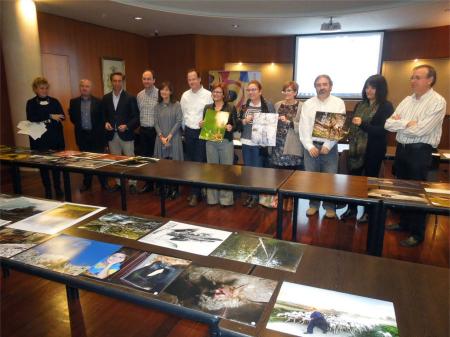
[400,236,423,248]
[325,209,336,219]
[306,207,318,216]
[385,223,405,232]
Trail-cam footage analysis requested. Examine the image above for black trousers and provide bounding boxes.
[40,168,62,198]
[184,127,206,197]
[394,142,433,240]
[139,126,156,157]
[77,130,106,188]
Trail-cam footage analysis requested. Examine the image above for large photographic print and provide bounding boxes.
[78,213,163,240]
[211,233,303,272]
[251,113,278,146]
[8,203,105,234]
[368,188,428,204]
[163,265,277,326]
[12,234,122,276]
[119,253,191,294]
[0,195,60,223]
[312,111,349,141]
[138,221,231,256]
[0,227,49,258]
[267,282,398,337]
[199,109,229,141]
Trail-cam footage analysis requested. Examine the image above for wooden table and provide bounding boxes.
[253,244,449,337]
[276,171,382,255]
[126,159,294,216]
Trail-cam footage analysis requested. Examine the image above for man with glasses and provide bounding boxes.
[385,64,446,247]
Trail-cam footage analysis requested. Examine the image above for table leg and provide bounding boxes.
[367,201,385,256]
[120,177,127,211]
[292,197,299,242]
[65,285,87,337]
[374,202,387,256]
[160,182,166,217]
[11,165,22,194]
[276,191,284,239]
[63,171,72,202]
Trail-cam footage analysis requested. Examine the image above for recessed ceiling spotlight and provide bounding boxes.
[232,24,239,28]
[134,16,143,21]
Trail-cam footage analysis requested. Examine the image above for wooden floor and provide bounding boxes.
[1,164,449,337]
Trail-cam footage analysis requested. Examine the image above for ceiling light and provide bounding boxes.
[232,24,239,28]
[134,16,143,21]
[320,17,341,33]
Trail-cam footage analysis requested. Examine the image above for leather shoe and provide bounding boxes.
[385,223,405,232]
[129,185,137,194]
[242,196,253,206]
[139,184,153,193]
[400,236,423,248]
[188,195,198,207]
[106,184,120,193]
[358,212,369,223]
[79,184,91,192]
[246,197,257,208]
[341,207,357,219]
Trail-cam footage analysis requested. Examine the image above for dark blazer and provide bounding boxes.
[26,96,65,151]
[102,90,139,141]
[68,96,105,149]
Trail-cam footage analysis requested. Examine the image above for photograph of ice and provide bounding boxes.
[0,195,60,224]
[0,227,49,258]
[138,221,231,256]
[267,282,398,337]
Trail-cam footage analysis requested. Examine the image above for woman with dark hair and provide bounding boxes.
[200,82,237,206]
[341,74,394,221]
[237,80,276,208]
[26,77,65,199]
[154,81,183,199]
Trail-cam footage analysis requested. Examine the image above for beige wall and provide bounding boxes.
[225,63,293,105]
[382,58,449,114]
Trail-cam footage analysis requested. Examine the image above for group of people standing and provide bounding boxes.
[25,64,445,248]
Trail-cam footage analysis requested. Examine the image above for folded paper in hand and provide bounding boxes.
[17,121,47,140]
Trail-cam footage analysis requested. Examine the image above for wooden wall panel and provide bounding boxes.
[37,12,150,99]
[148,35,196,99]
[1,50,14,146]
[383,26,450,61]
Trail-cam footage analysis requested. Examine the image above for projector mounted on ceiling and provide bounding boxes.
[320,17,341,32]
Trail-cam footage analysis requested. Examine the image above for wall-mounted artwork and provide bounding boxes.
[209,71,261,111]
[101,58,126,95]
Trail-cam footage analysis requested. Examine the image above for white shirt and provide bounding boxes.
[385,88,446,148]
[112,89,123,111]
[180,86,213,129]
[299,95,346,151]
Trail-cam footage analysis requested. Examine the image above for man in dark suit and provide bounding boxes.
[69,79,107,192]
[103,72,139,193]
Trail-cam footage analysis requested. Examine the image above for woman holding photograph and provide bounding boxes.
[26,77,65,199]
[341,74,394,221]
[199,83,237,207]
[237,80,276,208]
[154,81,183,199]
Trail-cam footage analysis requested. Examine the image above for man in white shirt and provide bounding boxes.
[385,64,446,247]
[180,69,213,206]
[299,75,346,218]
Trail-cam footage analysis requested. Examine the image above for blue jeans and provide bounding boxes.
[303,144,338,210]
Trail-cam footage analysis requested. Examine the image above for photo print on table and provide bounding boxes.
[12,234,122,276]
[211,233,303,272]
[8,202,105,234]
[117,253,191,294]
[78,213,163,240]
[368,188,428,204]
[267,282,398,337]
[0,195,61,224]
[138,221,231,256]
[0,227,49,258]
[163,265,278,327]
[82,247,142,280]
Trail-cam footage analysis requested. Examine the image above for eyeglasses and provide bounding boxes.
[246,88,259,92]
[282,89,296,94]
[212,91,223,95]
